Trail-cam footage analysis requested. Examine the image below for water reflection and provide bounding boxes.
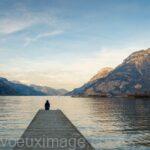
[0,96,149,150]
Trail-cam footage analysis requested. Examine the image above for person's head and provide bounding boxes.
[46,100,49,103]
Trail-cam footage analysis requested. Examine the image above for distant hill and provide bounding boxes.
[0,77,45,95]
[0,78,68,96]
[31,84,68,96]
[68,49,150,97]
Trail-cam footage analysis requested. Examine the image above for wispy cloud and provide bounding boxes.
[0,13,57,35]
[0,48,137,90]
[1,0,150,90]
[24,30,64,46]
[0,2,58,35]
[0,18,34,34]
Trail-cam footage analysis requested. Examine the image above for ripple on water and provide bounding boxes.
[0,96,149,150]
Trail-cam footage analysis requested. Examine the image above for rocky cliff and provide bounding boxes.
[68,49,150,97]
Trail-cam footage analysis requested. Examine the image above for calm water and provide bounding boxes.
[0,96,150,150]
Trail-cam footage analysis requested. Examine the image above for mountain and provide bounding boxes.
[31,84,68,95]
[89,67,113,82]
[0,77,45,95]
[68,49,150,97]
[0,77,19,95]
[0,77,68,96]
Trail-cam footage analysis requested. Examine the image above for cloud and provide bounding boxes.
[0,64,4,67]
[0,18,34,34]
[24,30,64,46]
[0,3,57,35]
[0,6,38,34]
[0,48,137,90]
[0,13,57,35]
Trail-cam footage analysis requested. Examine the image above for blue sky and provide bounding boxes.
[0,0,150,90]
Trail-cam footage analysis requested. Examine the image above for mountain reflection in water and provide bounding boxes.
[0,96,149,150]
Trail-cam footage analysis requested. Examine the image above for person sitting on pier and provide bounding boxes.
[45,100,50,110]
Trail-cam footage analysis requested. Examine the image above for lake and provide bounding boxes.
[0,96,150,150]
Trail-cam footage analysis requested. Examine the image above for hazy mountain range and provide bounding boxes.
[1,48,149,97]
[0,78,68,96]
[30,85,68,96]
[68,49,150,97]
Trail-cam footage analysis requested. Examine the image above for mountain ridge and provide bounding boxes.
[68,48,150,97]
[0,77,45,95]
[89,67,113,82]
[30,84,68,96]
[0,77,68,96]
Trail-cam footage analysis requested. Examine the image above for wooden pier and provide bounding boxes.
[13,110,94,150]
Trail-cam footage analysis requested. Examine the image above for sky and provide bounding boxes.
[0,0,150,90]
